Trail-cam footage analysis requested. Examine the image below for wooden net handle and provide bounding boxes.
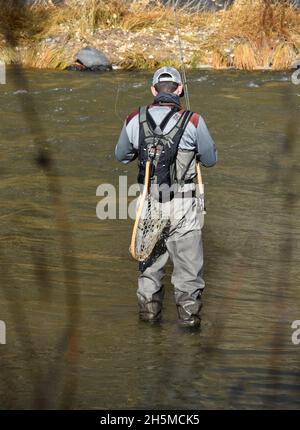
[129,161,151,260]
[196,162,204,194]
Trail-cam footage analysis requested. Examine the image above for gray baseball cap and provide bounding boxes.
[152,66,184,96]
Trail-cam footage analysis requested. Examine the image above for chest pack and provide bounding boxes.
[137,105,193,187]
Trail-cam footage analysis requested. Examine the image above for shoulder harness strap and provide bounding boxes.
[165,109,193,140]
[139,105,182,137]
[139,106,153,138]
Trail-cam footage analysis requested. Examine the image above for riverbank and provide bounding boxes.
[0,0,299,71]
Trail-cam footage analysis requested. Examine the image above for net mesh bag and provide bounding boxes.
[134,194,170,262]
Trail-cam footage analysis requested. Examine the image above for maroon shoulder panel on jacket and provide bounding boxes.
[190,112,200,128]
[126,109,199,127]
[126,110,139,125]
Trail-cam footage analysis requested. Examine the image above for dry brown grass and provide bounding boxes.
[0,44,70,69]
[233,43,258,70]
[272,42,298,69]
[19,44,71,69]
[56,0,187,33]
[204,0,300,70]
[0,0,57,45]
[211,50,230,69]
[0,0,299,70]
[53,0,129,35]
[116,47,180,70]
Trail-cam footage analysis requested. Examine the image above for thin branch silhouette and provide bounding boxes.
[0,0,81,409]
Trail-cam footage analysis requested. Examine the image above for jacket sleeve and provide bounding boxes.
[115,122,138,164]
[196,116,217,167]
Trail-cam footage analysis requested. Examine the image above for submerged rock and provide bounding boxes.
[67,47,112,72]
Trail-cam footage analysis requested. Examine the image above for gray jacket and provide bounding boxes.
[115,104,217,181]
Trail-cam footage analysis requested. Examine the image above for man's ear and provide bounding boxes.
[151,86,158,97]
[174,84,183,97]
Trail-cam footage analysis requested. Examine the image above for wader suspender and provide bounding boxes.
[139,105,192,141]
[145,106,178,135]
[138,106,193,186]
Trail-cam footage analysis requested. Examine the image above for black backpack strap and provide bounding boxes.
[159,107,178,131]
[139,106,192,154]
[166,110,193,185]
[145,108,157,133]
[139,105,147,123]
[178,152,196,184]
[139,106,153,138]
[166,110,193,141]
[146,106,177,135]
[143,106,179,136]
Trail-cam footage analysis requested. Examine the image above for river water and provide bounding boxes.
[0,67,300,409]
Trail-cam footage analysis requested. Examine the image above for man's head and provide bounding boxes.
[151,66,184,98]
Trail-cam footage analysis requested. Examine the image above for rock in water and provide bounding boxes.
[75,47,112,71]
[292,59,300,70]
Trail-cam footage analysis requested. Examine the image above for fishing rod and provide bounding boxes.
[172,0,191,111]
[130,1,206,261]
[172,0,205,209]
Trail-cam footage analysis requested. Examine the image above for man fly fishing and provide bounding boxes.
[115,66,217,328]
